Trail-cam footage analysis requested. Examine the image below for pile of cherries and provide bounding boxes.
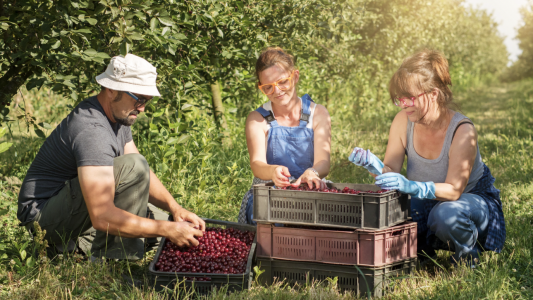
[278,186,387,194]
[155,227,254,275]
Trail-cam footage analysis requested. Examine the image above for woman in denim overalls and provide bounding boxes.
[237,47,332,225]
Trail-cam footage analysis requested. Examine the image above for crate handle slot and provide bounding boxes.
[391,264,404,271]
[391,229,404,236]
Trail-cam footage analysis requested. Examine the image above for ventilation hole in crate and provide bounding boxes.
[391,264,404,271]
[385,236,407,260]
[274,270,308,282]
[317,239,357,262]
[196,285,212,294]
[315,274,357,289]
[317,203,362,225]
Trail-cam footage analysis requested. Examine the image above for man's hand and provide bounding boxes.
[171,208,206,231]
[165,221,204,247]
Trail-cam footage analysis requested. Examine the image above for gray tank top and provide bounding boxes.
[406,112,484,193]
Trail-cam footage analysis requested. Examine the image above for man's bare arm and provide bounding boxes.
[77,165,202,246]
[124,140,205,230]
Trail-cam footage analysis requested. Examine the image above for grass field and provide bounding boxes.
[1,78,533,299]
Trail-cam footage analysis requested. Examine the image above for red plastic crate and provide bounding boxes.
[257,222,417,267]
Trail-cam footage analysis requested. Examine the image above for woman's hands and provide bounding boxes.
[271,166,325,190]
[375,172,436,200]
[348,147,384,175]
[271,165,293,187]
[292,168,326,190]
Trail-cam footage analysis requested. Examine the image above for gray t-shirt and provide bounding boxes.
[17,96,133,223]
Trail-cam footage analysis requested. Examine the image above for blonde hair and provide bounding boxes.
[389,49,454,109]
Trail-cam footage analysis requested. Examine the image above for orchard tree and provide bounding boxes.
[0,0,351,131]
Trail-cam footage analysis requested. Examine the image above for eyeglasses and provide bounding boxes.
[125,91,152,108]
[258,72,295,96]
[393,91,431,107]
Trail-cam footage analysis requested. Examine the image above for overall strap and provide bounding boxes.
[256,106,278,127]
[299,94,314,126]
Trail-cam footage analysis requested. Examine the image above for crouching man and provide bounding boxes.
[17,54,204,260]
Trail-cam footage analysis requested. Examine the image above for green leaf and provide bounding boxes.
[150,17,159,31]
[152,108,165,118]
[168,44,176,55]
[217,27,224,38]
[158,17,174,26]
[164,149,176,157]
[84,48,98,56]
[120,42,131,56]
[72,28,91,34]
[181,103,193,110]
[51,40,61,49]
[94,52,111,59]
[26,78,46,91]
[0,23,8,30]
[26,256,35,268]
[63,81,76,88]
[34,129,46,139]
[86,18,97,25]
[176,134,189,144]
[38,122,52,129]
[174,33,187,40]
[127,32,144,40]
[0,142,12,154]
[162,27,171,36]
[184,82,193,88]
[166,137,179,145]
[110,36,123,44]
[20,249,26,261]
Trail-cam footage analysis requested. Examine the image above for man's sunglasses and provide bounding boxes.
[125,91,152,108]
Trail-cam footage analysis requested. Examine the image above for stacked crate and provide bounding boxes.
[252,183,417,298]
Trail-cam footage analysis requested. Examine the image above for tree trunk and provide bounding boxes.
[210,81,227,130]
[0,65,33,111]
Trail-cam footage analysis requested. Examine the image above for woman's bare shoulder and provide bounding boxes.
[390,110,408,131]
[312,103,331,120]
[246,110,268,131]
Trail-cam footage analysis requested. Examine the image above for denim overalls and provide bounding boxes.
[237,94,315,224]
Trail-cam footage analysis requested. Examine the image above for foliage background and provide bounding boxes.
[2,0,530,299]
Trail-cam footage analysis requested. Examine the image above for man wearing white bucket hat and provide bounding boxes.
[18,54,205,260]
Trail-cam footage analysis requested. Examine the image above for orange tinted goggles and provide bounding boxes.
[258,72,294,95]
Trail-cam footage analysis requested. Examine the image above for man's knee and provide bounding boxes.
[115,153,150,183]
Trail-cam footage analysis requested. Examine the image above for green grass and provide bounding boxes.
[1,79,533,299]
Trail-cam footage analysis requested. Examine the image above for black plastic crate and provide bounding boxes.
[256,257,416,298]
[148,218,257,295]
[253,183,410,229]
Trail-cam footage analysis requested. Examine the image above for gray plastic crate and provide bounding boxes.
[253,183,410,229]
[148,218,256,295]
[256,257,416,298]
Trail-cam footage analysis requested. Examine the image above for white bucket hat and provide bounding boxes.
[96,54,161,97]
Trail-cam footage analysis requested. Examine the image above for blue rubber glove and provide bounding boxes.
[348,147,384,175]
[375,172,436,200]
